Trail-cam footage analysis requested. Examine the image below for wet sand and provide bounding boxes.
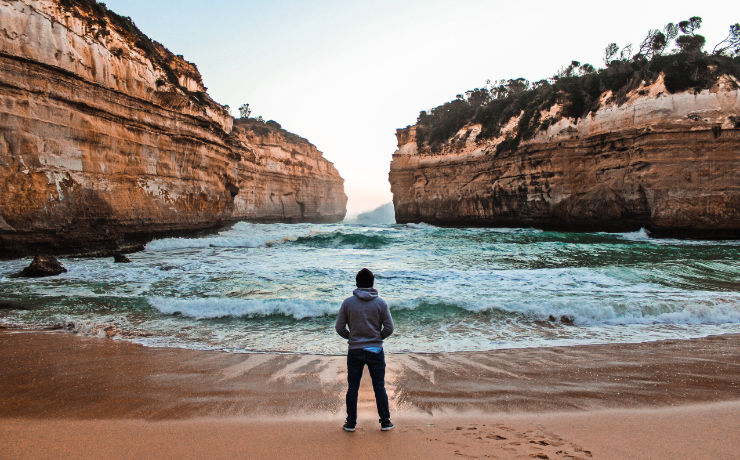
[1,330,739,458]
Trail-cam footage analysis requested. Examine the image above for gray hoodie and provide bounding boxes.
[335,288,394,349]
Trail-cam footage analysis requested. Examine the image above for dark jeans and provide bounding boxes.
[345,348,390,424]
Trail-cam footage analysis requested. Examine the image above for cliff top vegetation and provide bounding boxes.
[414,17,740,154]
[233,117,310,146]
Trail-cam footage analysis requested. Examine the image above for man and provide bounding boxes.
[335,268,394,432]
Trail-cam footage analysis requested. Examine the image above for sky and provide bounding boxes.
[103,0,736,215]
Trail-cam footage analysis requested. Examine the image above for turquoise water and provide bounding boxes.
[1,222,739,354]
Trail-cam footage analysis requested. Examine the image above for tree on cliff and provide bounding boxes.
[637,30,666,60]
[414,16,740,154]
[238,103,251,119]
[603,43,619,66]
[675,16,705,54]
[713,23,740,56]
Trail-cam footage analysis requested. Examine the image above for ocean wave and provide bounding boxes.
[405,222,437,229]
[393,292,740,326]
[290,231,393,249]
[144,222,372,251]
[147,295,740,327]
[145,235,270,251]
[50,317,123,338]
[148,297,338,320]
[487,298,740,326]
[614,228,738,246]
[616,228,652,241]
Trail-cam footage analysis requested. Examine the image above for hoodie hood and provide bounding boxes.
[353,287,378,301]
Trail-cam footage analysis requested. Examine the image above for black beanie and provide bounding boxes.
[355,268,374,288]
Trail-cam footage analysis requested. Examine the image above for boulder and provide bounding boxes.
[560,315,575,325]
[113,253,131,263]
[16,255,67,277]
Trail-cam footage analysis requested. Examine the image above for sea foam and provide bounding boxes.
[146,293,740,327]
[3,221,738,354]
[148,297,337,320]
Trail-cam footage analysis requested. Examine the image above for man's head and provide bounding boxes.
[355,268,374,288]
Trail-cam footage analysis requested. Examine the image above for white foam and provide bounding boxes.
[145,235,268,251]
[144,222,316,251]
[2,222,738,355]
[405,222,437,229]
[614,228,737,246]
[492,298,740,326]
[617,228,652,241]
[145,289,740,327]
[148,297,337,320]
[51,317,122,338]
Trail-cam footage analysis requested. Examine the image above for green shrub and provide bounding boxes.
[415,17,740,153]
[234,118,308,144]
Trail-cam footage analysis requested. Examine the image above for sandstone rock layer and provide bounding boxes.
[389,78,740,237]
[0,0,346,257]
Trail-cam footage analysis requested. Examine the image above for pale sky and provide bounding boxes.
[103,0,736,215]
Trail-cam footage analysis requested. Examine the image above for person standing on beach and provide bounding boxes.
[335,268,395,432]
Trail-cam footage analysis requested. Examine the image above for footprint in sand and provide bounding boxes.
[530,440,550,446]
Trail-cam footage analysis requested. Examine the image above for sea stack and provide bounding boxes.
[16,255,67,277]
[0,0,347,258]
[389,75,739,238]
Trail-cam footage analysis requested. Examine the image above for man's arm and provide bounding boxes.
[335,302,350,339]
[380,302,394,339]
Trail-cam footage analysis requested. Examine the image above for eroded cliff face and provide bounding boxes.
[229,120,347,223]
[0,0,346,257]
[389,76,740,237]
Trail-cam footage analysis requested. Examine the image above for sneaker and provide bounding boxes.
[380,420,394,431]
[343,422,356,432]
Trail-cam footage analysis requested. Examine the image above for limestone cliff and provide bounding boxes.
[389,76,740,237]
[0,0,346,257]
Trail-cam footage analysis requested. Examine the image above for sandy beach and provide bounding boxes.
[1,330,739,459]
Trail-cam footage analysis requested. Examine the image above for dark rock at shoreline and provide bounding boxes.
[113,253,131,263]
[16,255,67,278]
[560,315,575,325]
[547,314,575,325]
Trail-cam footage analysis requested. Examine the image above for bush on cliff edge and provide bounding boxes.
[415,17,740,154]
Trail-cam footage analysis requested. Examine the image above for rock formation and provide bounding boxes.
[15,255,67,277]
[0,0,346,257]
[353,202,395,225]
[113,253,130,263]
[389,76,739,237]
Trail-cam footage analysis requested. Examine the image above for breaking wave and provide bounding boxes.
[148,297,338,320]
[147,295,740,326]
[290,232,393,249]
[3,221,738,354]
[145,235,269,251]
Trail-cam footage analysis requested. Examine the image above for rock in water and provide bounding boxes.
[113,253,131,263]
[17,255,67,277]
[560,315,575,325]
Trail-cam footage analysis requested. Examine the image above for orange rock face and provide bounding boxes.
[389,77,740,237]
[0,0,346,257]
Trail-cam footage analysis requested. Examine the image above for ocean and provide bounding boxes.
[1,222,738,354]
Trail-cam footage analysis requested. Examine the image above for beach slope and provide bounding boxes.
[0,331,738,458]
